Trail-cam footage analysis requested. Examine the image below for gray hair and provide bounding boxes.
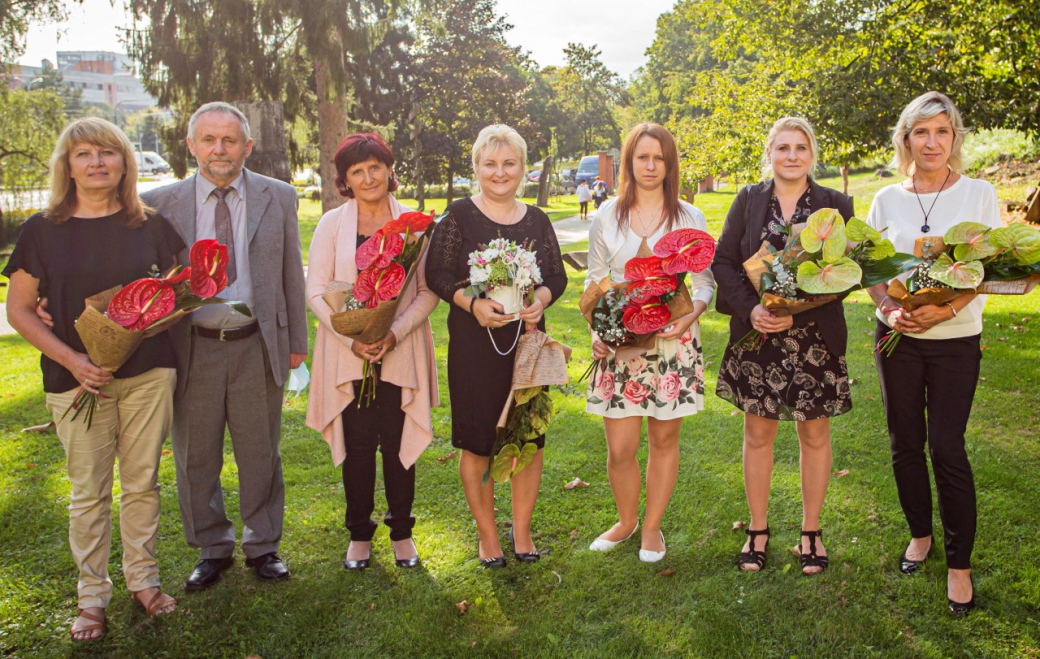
[890,91,968,176]
[761,116,819,179]
[187,102,251,142]
[471,124,527,179]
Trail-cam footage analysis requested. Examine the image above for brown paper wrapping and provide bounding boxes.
[886,279,962,311]
[760,292,838,317]
[74,286,190,373]
[975,274,1040,295]
[327,237,429,344]
[496,329,572,428]
[742,223,809,294]
[913,236,946,259]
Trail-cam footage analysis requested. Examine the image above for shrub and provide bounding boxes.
[1,208,32,249]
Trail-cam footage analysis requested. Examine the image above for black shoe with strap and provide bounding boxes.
[948,576,976,617]
[899,540,932,575]
[509,527,540,564]
[737,527,770,571]
[800,529,829,575]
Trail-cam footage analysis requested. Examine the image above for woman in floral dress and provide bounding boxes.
[713,117,853,575]
[585,123,715,562]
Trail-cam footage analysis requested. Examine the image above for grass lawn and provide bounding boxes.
[2,173,1039,657]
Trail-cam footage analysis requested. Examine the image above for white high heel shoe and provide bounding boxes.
[639,531,666,563]
[589,522,639,552]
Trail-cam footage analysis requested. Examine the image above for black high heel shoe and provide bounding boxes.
[737,527,770,571]
[899,539,932,575]
[477,537,506,569]
[948,576,975,617]
[392,539,421,569]
[343,542,371,571]
[800,529,829,575]
[509,527,540,564]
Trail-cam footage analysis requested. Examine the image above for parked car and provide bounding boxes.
[527,169,542,183]
[135,151,171,175]
[574,155,599,186]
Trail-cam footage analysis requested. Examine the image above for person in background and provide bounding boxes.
[577,179,593,220]
[592,176,609,209]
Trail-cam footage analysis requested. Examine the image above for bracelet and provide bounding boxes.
[469,297,477,315]
[945,301,958,317]
[877,295,892,311]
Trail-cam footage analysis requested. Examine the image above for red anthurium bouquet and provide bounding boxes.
[63,239,250,427]
[324,210,440,405]
[579,228,715,380]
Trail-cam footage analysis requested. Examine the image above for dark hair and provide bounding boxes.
[333,133,398,198]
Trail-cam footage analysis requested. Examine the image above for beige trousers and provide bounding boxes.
[45,367,176,609]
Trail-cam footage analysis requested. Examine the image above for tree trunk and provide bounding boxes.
[536,155,553,207]
[415,165,425,212]
[445,163,455,206]
[315,60,349,214]
[842,163,850,195]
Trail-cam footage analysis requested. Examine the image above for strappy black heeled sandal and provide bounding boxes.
[737,527,770,571]
[800,529,829,575]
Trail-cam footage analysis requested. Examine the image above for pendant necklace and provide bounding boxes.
[633,204,663,253]
[912,167,951,234]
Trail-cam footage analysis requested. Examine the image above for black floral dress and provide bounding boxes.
[715,189,852,421]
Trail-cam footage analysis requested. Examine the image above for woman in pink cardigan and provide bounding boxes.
[306,134,439,570]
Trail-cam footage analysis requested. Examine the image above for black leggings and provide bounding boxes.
[340,378,415,541]
[579,201,589,216]
[874,320,980,569]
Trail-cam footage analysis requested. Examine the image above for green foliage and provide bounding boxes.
[796,257,863,294]
[0,87,66,206]
[0,0,81,62]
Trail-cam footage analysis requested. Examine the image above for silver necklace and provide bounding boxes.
[633,204,663,237]
[911,168,951,234]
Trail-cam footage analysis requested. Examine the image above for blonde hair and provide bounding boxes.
[761,117,819,179]
[890,91,968,176]
[471,124,527,181]
[47,117,149,227]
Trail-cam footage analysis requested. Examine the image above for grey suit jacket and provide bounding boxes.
[142,169,309,397]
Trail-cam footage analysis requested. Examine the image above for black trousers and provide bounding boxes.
[340,378,415,542]
[579,201,589,216]
[874,321,980,569]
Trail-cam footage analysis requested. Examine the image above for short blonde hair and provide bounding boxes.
[762,117,819,179]
[471,124,527,179]
[47,117,150,228]
[890,91,968,176]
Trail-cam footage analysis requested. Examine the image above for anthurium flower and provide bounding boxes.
[378,210,436,237]
[189,239,229,298]
[800,208,847,262]
[164,266,192,285]
[354,262,406,308]
[622,295,671,334]
[943,222,998,261]
[108,278,176,331]
[653,228,716,275]
[927,252,984,289]
[356,232,405,271]
[624,256,678,298]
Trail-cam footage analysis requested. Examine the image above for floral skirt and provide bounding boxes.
[716,322,852,421]
[586,324,705,419]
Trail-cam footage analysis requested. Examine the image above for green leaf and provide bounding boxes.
[859,253,923,287]
[846,217,881,243]
[989,223,1040,265]
[514,386,541,405]
[865,239,896,261]
[944,222,998,261]
[927,253,984,289]
[491,444,520,483]
[513,442,539,477]
[797,257,862,294]
[800,208,847,262]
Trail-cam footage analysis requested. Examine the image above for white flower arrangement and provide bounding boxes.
[467,237,542,296]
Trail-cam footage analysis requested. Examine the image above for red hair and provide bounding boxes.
[333,133,398,198]
[615,123,685,233]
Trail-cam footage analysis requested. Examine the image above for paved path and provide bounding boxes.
[0,303,11,336]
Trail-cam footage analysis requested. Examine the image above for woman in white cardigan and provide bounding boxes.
[305,133,439,570]
[585,123,715,562]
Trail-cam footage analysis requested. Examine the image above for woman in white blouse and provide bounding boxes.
[584,123,715,561]
[866,92,1002,616]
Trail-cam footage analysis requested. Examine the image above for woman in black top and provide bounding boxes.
[713,118,853,575]
[426,124,567,567]
[3,118,181,640]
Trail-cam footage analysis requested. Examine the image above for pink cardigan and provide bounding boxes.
[305,198,440,468]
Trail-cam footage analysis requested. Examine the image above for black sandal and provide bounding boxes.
[737,527,770,571]
[800,529,829,575]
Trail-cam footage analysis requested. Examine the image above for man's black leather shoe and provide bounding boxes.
[245,553,291,582]
[185,556,234,591]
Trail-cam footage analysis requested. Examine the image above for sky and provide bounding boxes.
[18,0,677,79]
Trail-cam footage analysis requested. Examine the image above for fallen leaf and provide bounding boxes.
[25,463,35,468]
[569,529,579,540]
[732,520,746,531]
[833,469,850,478]
[866,395,875,401]
[848,378,858,385]
[998,336,1008,342]
[246,655,262,659]
[790,545,801,557]
[730,410,742,416]
[563,477,589,490]
[470,641,477,647]
[20,422,54,434]
[456,600,469,615]
[162,450,173,456]
[658,568,676,577]
[437,451,459,463]
[370,603,375,610]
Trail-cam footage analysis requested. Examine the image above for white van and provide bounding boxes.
[135,151,171,175]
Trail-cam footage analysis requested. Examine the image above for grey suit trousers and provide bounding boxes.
[172,331,285,559]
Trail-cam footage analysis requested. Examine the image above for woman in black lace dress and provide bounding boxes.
[713,117,853,576]
[425,124,567,567]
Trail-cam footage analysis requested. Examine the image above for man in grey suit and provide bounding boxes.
[142,102,308,589]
